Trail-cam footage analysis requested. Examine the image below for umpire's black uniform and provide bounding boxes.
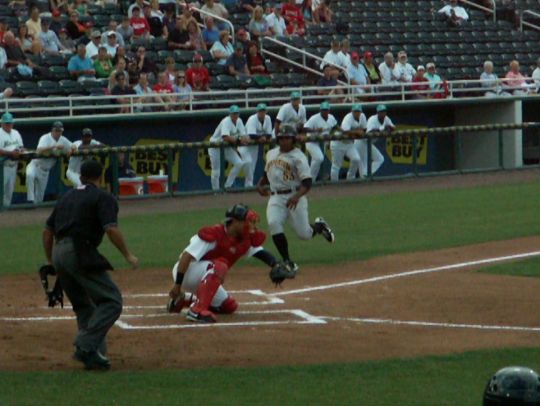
[44,160,136,370]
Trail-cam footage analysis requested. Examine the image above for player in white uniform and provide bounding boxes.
[66,128,103,187]
[257,124,335,272]
[0,112,24,207]
[362,104,394,177]
[26,121,74,204]
[330,104,365,181]
[274,91,307,136]
[302,102,338,181]
[209,105,250,191]
[242,103,272,188]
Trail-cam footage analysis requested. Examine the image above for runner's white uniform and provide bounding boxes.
[0,127,23,206]
[26,132,72,203]
[171,234,263,307]
[242,113,272,187]
[303,112,337,180]
[360,114,394,176]
[331,112,365,181]
[66,139,101,187]
[209,116,249,190]
[264,145,314,240]
[276,102,306,134]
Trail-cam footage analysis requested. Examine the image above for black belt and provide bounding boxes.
[271,188,298,195]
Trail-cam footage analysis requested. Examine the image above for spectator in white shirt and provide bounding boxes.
[438,0,469,27]
[320,39,344,79]
[0,46,7,70]
[347,51,369,94]
[104,31,119,58]
[337,38,351,68]
[532,57,540,93]
[394,51,415,84]
[39,19,65,55]
[266,5,287,37]
[378,52,400,88]
[86,31,103,60]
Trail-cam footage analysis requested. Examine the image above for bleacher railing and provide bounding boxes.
[520,10,540,32]
[460,0,496,22]
[189,5,236,40]
[0,121,533,211]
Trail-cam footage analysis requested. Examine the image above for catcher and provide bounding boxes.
[167,203,295,323]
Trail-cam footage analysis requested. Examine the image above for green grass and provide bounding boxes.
[478,256,540,278]
[2,347,540,405]
[3,181,540,276]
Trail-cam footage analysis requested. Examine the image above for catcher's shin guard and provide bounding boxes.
[192,273,222,314]
[210,296,238,314]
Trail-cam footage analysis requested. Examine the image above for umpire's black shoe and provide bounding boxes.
[314,217,335,243]
[73,347,111,371]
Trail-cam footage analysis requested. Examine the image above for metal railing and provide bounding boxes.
[188,4,235,40]
[0,121,533,211]
[460,0,496,22]
[520,10,540,32]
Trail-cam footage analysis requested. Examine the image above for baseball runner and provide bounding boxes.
[26,121,75,204]
[166,203,294,323]
[302,102,338,181]
[256,124,335,272]
[66,128,103,187]
[361,104,394,177]
[241,103,272,187]
[209,105,250,191]
[330,104,365,181]
[0,112,24,207]
[274,91,307,136]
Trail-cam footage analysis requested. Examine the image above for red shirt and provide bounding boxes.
[412,76,430,92]
[153,82,173,93]
[281,3,304,26]
[186,66,210,90]
[130,16,150,36]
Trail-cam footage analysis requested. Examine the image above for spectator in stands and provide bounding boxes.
[480,60,507,97]
[113,46,131,65]
[266,4,287,37]
[50,0,69,14]
[317,64,344,102]
[135,46,157,77]
[240,0,262,13]
[66,11,86,40]
[0,46,7,70]
[25,6,42,39]
[247,41,268,75]
[153,71,176,110]
[86,30,103,60]
[177,4,199,31]
[101,21,125,47]
[94,46,114,78]
[186,53,210,91]
[301,0,313,22]
[150,0,165,19]
[437,0,469,27]
[4,32,39,78]
[249,6,272,40]
[111,72,134,113]
[411,65,430,99]
[227,42,251,78]
[68,43,96,81]
[187,20,206,51]
[40,19,65,55]
[338,39,351,68]
[104,31,119,58]
[109,57,129,90]
[425,62,447,98]
[69,0,89,17]
[50,10,64,35]
[202,16,220,48]
[505,60,533,95]
[532,57,540,93]
[0,19,8,44]
[117,17,134,43]
[236,28,251,52]
[164,56,177,83]
[128,0,147,18]
[312,0,332,23]
[282,0,305,36]
[144,4,168,38]
[210,30,234,65]
[168,14,191,50]
[321,39,344,79]
[134,72,157,112]
[58,28,76,53]
[173,70,192,109]
[201,0,229,30]
[130,6,151,39]
[362,51,381,84]
[17,24,42,56]
[347,51,369,94]
[162,4,176,32]
[395,51,415,84]
[127,60,140,86]
[379,52,399,88]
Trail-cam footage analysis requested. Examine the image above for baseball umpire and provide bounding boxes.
[42,160,138,370]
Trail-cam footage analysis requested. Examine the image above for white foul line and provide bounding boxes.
[275,250,540,296]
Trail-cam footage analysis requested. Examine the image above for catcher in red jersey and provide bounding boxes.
[166,203,294,323]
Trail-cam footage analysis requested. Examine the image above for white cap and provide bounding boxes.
[417,65,425,71]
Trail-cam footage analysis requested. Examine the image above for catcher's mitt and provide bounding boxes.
[38,264,64,308]
[269,262,296,286]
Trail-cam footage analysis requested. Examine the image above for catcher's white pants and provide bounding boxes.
[237,145,258,187]
[26,161,50,203]
[66,169,82,187]
[171,260,228,307]
[330,141,361,181]
[305,142,324,180]
[266,194,313,240]
[3,164,17,207]
[208,147,248,190]
[354,139,385,177]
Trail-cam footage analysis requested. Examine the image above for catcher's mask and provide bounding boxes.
[38,264,64,308]
[225,204,259,235]
[483,366,540,405]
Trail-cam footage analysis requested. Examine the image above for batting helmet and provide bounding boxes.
[483,366,540,405]
[277,124,297,138]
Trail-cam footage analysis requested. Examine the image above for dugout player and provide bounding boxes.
[256,124,334,272]
[362,104,394,177]
[274,91,307,136]
[66,128,103,187]
[42,160,139,370]
[0,112,24,207]
[241,103,272,188]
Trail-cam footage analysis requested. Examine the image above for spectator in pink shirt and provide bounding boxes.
[504,60,534,95]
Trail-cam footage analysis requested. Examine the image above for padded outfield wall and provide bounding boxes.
[8,97,535,203]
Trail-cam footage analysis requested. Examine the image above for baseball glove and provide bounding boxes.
[38,264,64,308]
[269,262,296,286]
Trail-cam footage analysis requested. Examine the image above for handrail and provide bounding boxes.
[520,10,540,32]
[459,0,496,22]
[188,4,235,40]
[260,36,350,86]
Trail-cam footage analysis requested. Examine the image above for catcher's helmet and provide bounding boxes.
[277,124,297,138]
[483,366,540,405]
[225,203,250,221]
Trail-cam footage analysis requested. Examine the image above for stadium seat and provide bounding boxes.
[15,81,39,97]
[58,80,83,95]
[37,80,61,96]
[48,66,69,81]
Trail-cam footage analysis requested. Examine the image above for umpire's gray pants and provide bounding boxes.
[52,238,122,353]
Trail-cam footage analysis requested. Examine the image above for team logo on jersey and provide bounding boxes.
[267,159,294,181]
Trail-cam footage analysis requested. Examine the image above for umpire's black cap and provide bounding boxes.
[80,160,103,179]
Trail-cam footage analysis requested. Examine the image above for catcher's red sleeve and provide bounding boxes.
[250,230,266,247]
